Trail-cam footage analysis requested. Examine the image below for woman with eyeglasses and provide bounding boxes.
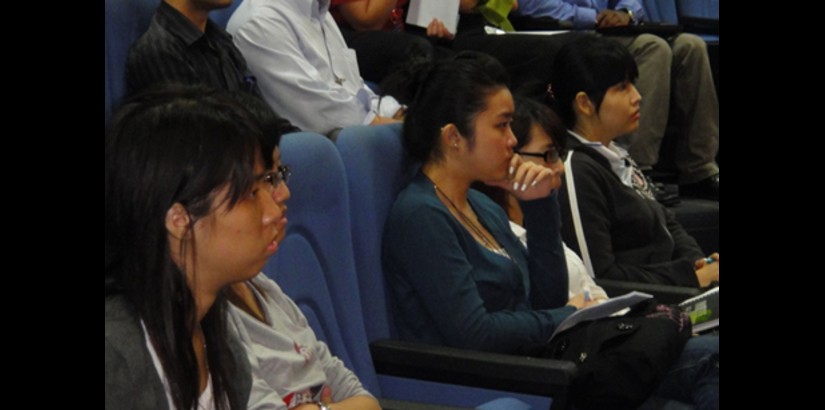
[382,52,598,356]
[220,92,381,410]
[105,85,379,410]
[549,34,719,289]
[105,85,273,410]
[474,96,610,303]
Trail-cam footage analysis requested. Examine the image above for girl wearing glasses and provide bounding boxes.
[222,92,381,410]
[383,52,596,355]
[470,96,610,303]
[503,97,611,303]
[105,86,274,410]
[105,86,378,410]
[549,35,719,289]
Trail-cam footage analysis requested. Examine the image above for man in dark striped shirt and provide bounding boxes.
[125,0,298,134]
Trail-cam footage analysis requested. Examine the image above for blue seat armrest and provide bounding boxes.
[595,279,701,304]
[370,339,577,404]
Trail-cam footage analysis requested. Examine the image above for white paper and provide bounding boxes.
[406,0,460,35]
[509,30,571,36]
[548,291,653,342]
[484,26,571,36]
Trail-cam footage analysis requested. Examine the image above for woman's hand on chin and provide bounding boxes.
[484,154,560,201]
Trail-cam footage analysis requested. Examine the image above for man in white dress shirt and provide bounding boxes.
[227,0,404,136]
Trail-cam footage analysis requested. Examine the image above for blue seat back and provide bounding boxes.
[268,132,380,394]
[641,0,678,23]
[209,0,243,29]
[335,124,419,342]
[641,0,718,41]
[104,0,157,123]
[677,0,719,20]
[266,235,347,360]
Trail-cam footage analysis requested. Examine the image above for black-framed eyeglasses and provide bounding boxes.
[517,146,563,164]
[258,164,292,192]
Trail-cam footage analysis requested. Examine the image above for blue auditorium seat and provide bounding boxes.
[641,0,719,41]
[268,131,379,393]
[208,0,243,29]
[104,0,157,123]
[678,0,719,20]
[641,0,679,23]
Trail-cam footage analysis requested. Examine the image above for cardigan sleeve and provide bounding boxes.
[519,192,571,310]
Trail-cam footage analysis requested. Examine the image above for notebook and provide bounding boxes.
[679,287,719,333]
[548,291,653,342]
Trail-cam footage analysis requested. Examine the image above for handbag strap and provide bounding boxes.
[564,151,595,279]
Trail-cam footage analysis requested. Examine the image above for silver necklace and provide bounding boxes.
[431,182,511,260]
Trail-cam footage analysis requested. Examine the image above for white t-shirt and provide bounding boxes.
[509,221,607,300]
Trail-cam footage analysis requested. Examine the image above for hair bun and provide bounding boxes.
[379,56,436,105]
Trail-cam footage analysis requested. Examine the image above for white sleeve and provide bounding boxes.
[563,242,608,300]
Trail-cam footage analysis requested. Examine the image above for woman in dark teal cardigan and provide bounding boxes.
[382,52,592,354]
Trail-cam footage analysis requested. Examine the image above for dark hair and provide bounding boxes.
[105,85,264,410]
[399,51,510,162]
[550,34,638,128]
[229,91,284,169]
[511,97,568,153]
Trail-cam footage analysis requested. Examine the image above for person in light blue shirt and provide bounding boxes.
[517,0,645,30]
[515,0,720,199]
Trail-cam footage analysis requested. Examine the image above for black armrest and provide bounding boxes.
[370,339,576,409]
[378,398,469,410]
[595,279,700,304]
[679,17,719,35]
[509,15,572,31]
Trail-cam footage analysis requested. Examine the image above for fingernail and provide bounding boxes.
[521,183,527,192]
[513,182,519,191]
[531,180,538,187]
[509,166,514,176]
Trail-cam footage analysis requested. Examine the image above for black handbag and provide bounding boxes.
[529,300,692,410]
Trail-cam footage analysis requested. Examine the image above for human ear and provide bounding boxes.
[165,203,191,240]
[441,123,461,149]
[574,92,595,118]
